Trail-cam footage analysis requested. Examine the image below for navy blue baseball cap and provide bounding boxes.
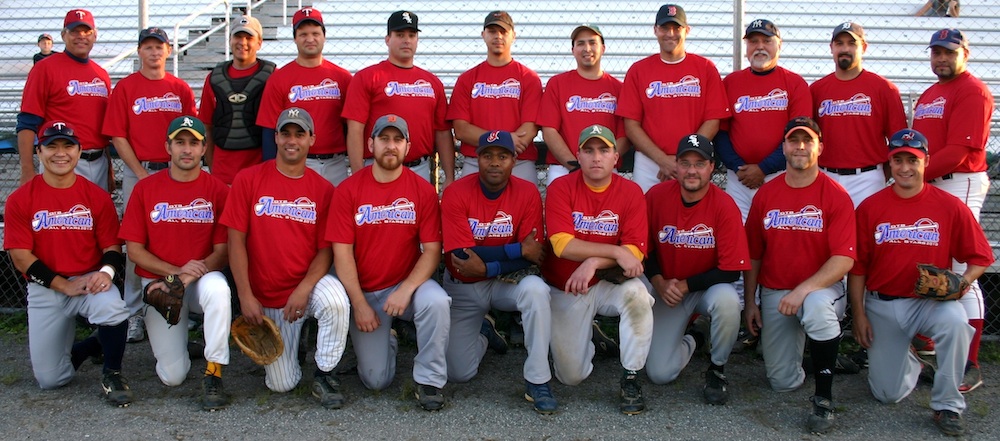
[888,129,929,159]
[138,27,169,45]
[744,19,780,39]
[929,28,968,50]
[477,131,516,155]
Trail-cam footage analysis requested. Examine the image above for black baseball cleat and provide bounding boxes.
[703,369,729,405]
[101,370,134,407]
[619,370,645,415]
[201,375,229,411]
[480,315,508,355]
[312,373,346,409]
[934,410,965,436]
[807,395,835,434]
[415,384,445,411]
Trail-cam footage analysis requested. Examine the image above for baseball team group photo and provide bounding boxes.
[1,0,999,439]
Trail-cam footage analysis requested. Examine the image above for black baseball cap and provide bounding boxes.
[744,19,780,39]
[484,11,514,31]
[784,116,822,141]
[138,27,169,45]
[388,10,420,33]
[39,121,79,146]
[655,4,687,27]
[676,134,714,160]
[888,129,929,159]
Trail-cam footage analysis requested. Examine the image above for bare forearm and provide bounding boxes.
[794,255,854,294]
[847,273,866,315]
[452,120,486,146]
[541,128,576,167]
[333,244,368,306]
[111,137,145,176]
[399,243,441,293]
[125,241,182,276]
[346,120,367,173]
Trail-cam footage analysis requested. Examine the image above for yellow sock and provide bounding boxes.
[205,362,222,378]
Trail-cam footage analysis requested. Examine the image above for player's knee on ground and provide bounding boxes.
[358,369,394,391]
[646,358,686,385]
[551,347,592,386]
[447,362,479,383]
[156,356,191,387]
[34,364,74,390]
[766,361,805,392]
[266,370,301,393]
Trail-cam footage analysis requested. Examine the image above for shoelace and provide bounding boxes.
[531,383,553,399]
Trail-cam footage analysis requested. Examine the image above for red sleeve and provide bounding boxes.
[616,64,644,122]
[220,171,251,233]
[620,182,648,254]
[20,63,49,118]
[715,192,751,271]
[446,71,472,122]
[314,183,334,250]
[519,67,543,123]
[544,178,575,237]
[945,87,991,151]
[255,74,283,129]
[118,181,148,243]
[198,73,215,124]
[440,184,475,252]
[702,60,732,121]
[849,200,873,276]
[521,185,545,243]
[881,79,908,138]
[102,80,129,138]
[94,188,122,250]
[417,183,442,244]
[432,76,450,131]
[537,77,561,129]
[826,188,857,260]
[952,202,996,267]
[787,72,812,119]
[211,184,230,245]
[341,69,371,124]
[183,81,198,116]
[326,181,356,244]
[2,188,32,251]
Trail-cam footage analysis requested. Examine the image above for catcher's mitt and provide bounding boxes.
[143,274,185,326]
[914,264,969,301]
[231,315,283,365]
[497,265,541,284]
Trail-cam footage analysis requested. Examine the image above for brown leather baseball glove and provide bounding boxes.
[142,274,185,326]
[231,315,284,365]
[914,264,969,301]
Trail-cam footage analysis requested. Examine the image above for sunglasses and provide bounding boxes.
[889,138,926,149]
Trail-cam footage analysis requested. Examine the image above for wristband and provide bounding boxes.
[26,259,59,288]
[100,250,125,277]
[99,265,116,280]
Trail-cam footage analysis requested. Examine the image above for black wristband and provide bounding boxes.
[26,259,59,288]
[100,250,125,277]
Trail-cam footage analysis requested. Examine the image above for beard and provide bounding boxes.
[375,152,402,171]
[836,54,854,71]
[749,50,772,70]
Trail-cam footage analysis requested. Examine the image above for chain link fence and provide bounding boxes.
[1,1,998,337]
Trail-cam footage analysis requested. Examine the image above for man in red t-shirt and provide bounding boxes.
[343,11,454,187]
[256,8,352,185]
[743,117,855,434]
[197,15,275,185]
[221,108,351,409]
[448,11,543,185]
[18,9,112,190]
[119,117,232,411]
[850,128,992,437]
[911,29,995,393]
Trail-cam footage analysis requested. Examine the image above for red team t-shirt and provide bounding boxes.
[198,64,264,184]
[327,167,442,292]
[745,173,856,290]
[911,71,994,176]
[723,66,812,164]
[256,60,352,155]
[440,174,544,283]
[119,171,230,279]
[22,53,112,150]
[646,181,750,280]
[811,70,907,169]
[537,70,625,164]
[220,161,334,308]
[616,54,730,155]
[102,72,197,162]
[4,176,121,277]
[542,173,648,289]
[342,60,449,162]
[851,184,994,298]
[447,60,543,161]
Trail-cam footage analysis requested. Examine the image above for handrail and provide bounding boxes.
[174,0,231,76]
[282,0,304,25]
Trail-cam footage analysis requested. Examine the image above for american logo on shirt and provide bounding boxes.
[468,212,515,240]
[657,223,716,249]
[645,75,701,98]
[913,97,946,120]
[355,198,417,225]
[471,79,521,99]
[384,80,435,98]
[572,210,620,237]
[253,196,317,224]
[150,198,215,223]
[763,205,824,232]
[288,79,342,102]
[817,93,873,117]
[66,78,108,97]
[733,89,788,113]
[132,92,183,114]
[565,93,617,113]
[874,218,940,246]
[31,204,94,231]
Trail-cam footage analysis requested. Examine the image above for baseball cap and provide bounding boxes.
[38,33,53,42]
[167,116,206,141]
[39,121,79,146]
[676,134,714,160]
[655,4,687,27]
[371,114,409,140]
[64,9,95,30]
[888,129,929,159]
[744,19,780,39]
[784,116,822,141]
[832,21,865,42]
[138,27,170,45]
[276,107,314,133]
[484,11,514,31]
[293,7,324,31]
[388,10,420,33]
[571,24,603,42]
[929,28,968,50]
[578,124,616,150]
[477,131,516,155]
[232,15,263,39]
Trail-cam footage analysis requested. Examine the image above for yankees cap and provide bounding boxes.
[676,134,715,160]
[655,4,687,27]
[929,28,968,50]
[232,15,263,39]
[371,114,409,140]
[571,24,603,43]
[39,121,79,146]
[888,129,929,159]
[277,107,315,134]
[167,116,206,141]
[484,11,514,31]
[138,27,170,45]
[784,116,822,141]
[293,8,324,30]
[38,33,53,42]
[388,11,420,33]
[477,131,516,155]
[832,22,865,42]
[64,9,96,30]
[578,124,616,150]
[744,19,780,39]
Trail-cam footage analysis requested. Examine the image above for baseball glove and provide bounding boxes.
[231,315,283,365]
[497,265,541,284]
[914,264,969,301]
[143,274,185,326]
[595,266,629,284]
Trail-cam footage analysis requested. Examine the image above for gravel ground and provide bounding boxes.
[0,329,996,440]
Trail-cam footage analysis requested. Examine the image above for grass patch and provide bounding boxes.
[0,311,28,335]
[0,372,19,385]
[978,340,1000,363]
[970,400,990,418]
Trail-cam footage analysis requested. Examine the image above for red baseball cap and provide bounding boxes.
[64,9,96,30]
[293,8,324,30]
